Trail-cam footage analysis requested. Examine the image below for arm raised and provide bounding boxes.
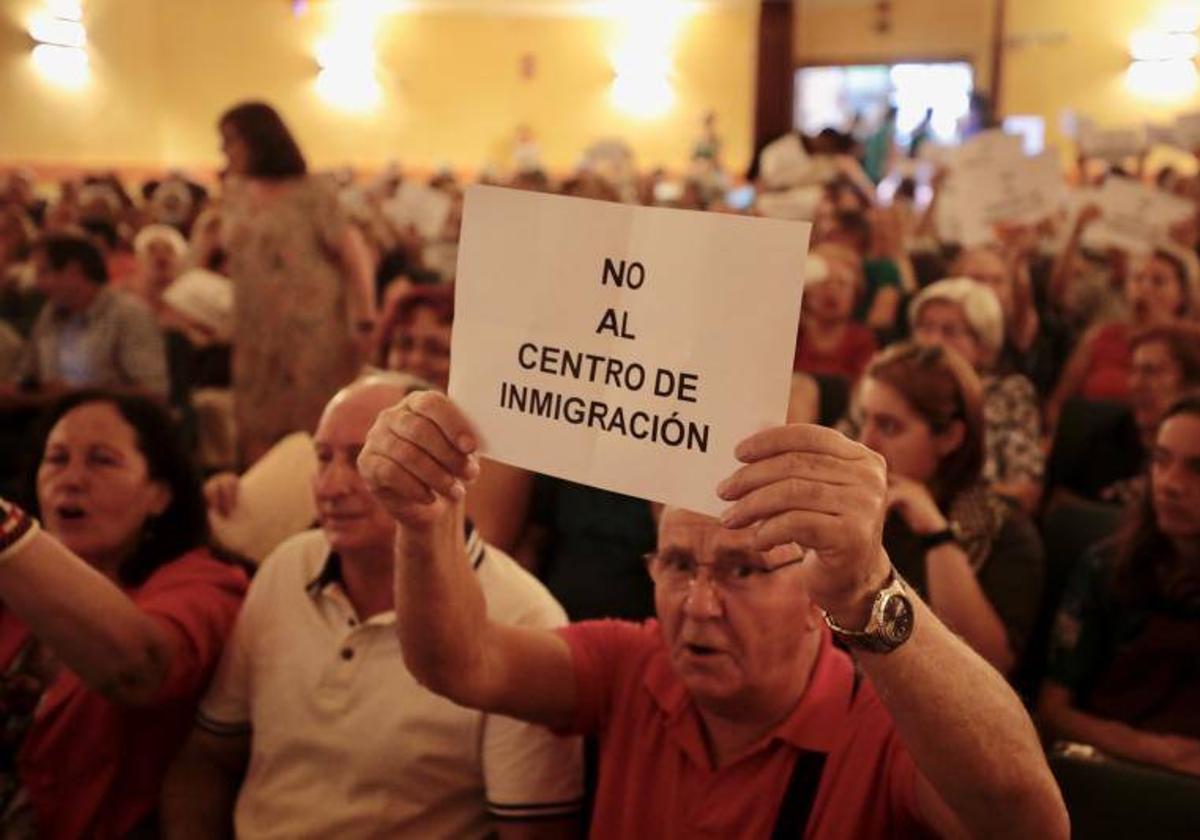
[358,391,577,728]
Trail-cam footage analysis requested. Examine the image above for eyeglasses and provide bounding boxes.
[644,550,805,596]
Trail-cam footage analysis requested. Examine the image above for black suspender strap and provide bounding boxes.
[770,749,828,839]
[771,667,861,838]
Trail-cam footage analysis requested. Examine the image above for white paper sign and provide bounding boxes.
[161,269,234,341]
[1077,125,1146,162]
[1087,177,1194,254]
[384,182,453,240]
[759,133,816,189]
[449,186,810,515]
[755,186,822,220]
[1172,112,1200,151]
[209,432,318,563]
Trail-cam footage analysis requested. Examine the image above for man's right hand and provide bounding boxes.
[358,391,481,530]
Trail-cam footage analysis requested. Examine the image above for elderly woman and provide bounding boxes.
[130,223,188,313]
[857,342,1045,676]
[910,277,1045,512]
[792,244,877,382]
[1039,394,1200,777]
[0,390,246,837]
[1048,247,1198,433]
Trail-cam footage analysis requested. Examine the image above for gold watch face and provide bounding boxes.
[880,593,914,644]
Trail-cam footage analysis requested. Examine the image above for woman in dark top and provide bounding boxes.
[856,342,1044,676]
[1039,394,1200,777]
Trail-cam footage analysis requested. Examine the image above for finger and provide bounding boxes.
[382,409,476,481]
[734,423,873,465]
[747,509,845,554]
[378,437,467,501]
[359,450,437,505]
[717,450,866,501]
[220,480,238,517]
[405,391,481,454]
[720,478,863,529]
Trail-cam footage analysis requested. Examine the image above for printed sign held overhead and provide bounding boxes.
[448,186,811,515]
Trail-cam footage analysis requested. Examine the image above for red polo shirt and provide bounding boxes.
[558,619,929,839]
[0,549,247,839]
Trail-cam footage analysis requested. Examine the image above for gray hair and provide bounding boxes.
[909,277,1005,365]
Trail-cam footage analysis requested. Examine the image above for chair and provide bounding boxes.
[1050,746,1200,839]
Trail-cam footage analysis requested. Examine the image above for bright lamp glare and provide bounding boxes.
[610,71,674,118]
[606,0,688,119]
[1130,29,1200,61]
[1153,2,1200,33]
[45,0,83,21]
[29,13,86,48]
[315,67,381,112]
[1126,59,1200,100]
[31,43,89,90]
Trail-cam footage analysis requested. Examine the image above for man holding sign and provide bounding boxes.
[357,189,1067,837]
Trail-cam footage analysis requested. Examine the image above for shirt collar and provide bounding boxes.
[305,518,485,597]
[642,624,856,759]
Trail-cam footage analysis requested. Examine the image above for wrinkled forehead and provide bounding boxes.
[657,507,802,564]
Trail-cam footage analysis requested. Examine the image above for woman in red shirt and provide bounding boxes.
[0,390,246,838]
[1048,247,1196,433]
[793,243,877,382]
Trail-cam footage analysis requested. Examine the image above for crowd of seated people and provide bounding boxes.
[0,96,1198,836]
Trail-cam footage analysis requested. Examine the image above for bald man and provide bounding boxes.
[162,373,582,839]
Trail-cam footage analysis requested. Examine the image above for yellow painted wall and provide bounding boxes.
[794,0,994,88]
[0,0,758,174]
[1004,0,1200,151]
[794,0,1200,154]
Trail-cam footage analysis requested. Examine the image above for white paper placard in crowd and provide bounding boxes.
[209,432,318,564]
[384,182,454,240]
[161,269,234,341]
[759,133,815,190]
[1086,177,1193,254]
[1077,125,1146,162]
[1171,112,1200,151]
[448,185,811,515]
[755,186,822,221]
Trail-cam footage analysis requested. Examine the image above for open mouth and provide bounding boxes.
[684,643,721,657]
[55,504,87,522]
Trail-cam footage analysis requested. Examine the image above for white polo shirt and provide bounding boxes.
[197,527,583,839]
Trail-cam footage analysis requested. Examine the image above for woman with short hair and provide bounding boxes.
[910,276,1045,512]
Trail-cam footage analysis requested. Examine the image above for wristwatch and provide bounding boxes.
[823,568,914,654]
[919,526,959,553]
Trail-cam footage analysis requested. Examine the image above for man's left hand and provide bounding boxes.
[717,423,891,626]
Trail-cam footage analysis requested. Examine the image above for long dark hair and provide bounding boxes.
[22,390,210,588]
[1112,392,1200,607]
[865,342,986,506]
[218,101,307,180]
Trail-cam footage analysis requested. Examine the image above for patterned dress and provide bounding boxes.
[222,177,361,464]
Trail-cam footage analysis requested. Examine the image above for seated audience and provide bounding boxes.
[857,342,1044,675]
[792,245,877,382]
[953,243,1069,399]
[4,230,168,400]
[356,390,1068,838]
[910,277,1045,512]
[163,374,583,838]
[1049,247,1196,431]
[1047,322,1200,505]
[0,390,246,836]
[1039,394,1200,777]
[130,223,188,314]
